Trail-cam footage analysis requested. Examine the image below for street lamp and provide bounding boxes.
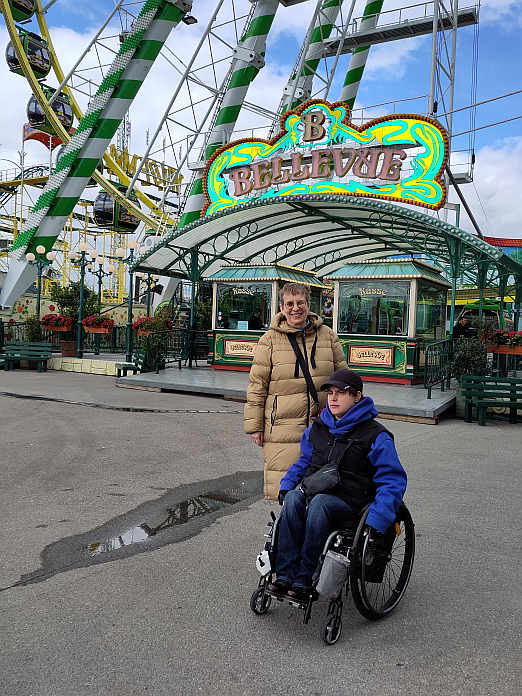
[115,240,137,362]
[90,257,113,355]
[135,271,160,316]
[25,245,56,318]
[69,241,89,358]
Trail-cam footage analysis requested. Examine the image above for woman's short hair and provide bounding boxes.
[279,283,311,305]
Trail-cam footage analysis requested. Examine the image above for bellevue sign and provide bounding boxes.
[203,100,448,216]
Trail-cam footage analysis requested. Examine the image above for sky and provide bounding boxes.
[0,0,521,241]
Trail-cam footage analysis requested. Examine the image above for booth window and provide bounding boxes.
[338,281,409,335]
[216,282,271,330]
[416,281,446,339]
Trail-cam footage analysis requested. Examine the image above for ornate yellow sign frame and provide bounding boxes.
[203,100,448,216]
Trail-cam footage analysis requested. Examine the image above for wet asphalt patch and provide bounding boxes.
[0,391,241,414]
[1,471,263,591]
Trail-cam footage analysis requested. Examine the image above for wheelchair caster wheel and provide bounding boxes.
[250,588,272,615]
[322,613,342,645]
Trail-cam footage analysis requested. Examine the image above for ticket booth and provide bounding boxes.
[207,264,328,370]
[325,259,450,383]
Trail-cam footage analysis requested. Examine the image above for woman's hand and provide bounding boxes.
[250,432,264,447]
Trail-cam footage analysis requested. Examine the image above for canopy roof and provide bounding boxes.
[208,263,328,288]
[324,259,451,287]
[133,195,522,286]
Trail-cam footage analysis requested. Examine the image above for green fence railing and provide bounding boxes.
[424,339,454,398]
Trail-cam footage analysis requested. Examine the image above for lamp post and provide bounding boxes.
[135,271,160,316]
[90,258,114,355]
[116,240,137,362]
[25,245,56,318]
[69,242,89,358]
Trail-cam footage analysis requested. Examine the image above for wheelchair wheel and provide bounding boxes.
[322,603,343,645]
[350,504,415,621]
[250,587,272,615]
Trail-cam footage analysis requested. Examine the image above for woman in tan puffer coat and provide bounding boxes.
[244,284,347,499]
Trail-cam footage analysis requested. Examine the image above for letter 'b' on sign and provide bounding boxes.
[303,110,326,142]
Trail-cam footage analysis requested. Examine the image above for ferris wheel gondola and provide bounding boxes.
[93,184,141,234]
[6,28,51,79]
[7,0,34,22]
[26,84,73,135]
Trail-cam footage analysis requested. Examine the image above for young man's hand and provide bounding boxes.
[278,490,289,506]
[250,432,264,447]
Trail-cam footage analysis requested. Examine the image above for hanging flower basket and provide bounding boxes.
[486,345,522,355]
[84,326,112,334]
[82,315,114,333]
[132,316,173,333]
[41,313,73,331]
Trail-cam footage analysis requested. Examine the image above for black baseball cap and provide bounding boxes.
[320,368,363,393]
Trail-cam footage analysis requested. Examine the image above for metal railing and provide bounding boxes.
[424,339,454,398]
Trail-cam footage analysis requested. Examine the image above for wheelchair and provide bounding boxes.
[250,501,415,645]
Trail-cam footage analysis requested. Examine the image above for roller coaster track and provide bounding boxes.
[0,0,191,306]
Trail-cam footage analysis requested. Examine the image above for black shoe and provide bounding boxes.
[267,579,291,595]
[287,586,313,602]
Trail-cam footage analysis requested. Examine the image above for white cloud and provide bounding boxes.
[480,0,522,26]
[451,136,522,239]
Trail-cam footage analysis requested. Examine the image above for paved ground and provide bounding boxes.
[0,371,520,696]
[117,366,455,420]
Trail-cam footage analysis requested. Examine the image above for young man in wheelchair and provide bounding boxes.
[267,368,407,602]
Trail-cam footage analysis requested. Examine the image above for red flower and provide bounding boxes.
[9,318,15,324]
[49,305,55,311]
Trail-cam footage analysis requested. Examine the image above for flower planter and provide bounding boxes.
[137,329,153,335]
[84,326,111,334]
[486,345,522,355]
[60,340,76,357]
[46,325,71,332]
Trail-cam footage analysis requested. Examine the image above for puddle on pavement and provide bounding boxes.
[11,471,263,588]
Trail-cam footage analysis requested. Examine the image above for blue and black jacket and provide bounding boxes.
[279,397,407,533]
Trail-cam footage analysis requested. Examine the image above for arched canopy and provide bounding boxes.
[133,195,522,287]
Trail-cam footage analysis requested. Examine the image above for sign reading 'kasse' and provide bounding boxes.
[203,100,448,215]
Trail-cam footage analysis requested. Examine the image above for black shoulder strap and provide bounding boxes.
[287,332,319,406]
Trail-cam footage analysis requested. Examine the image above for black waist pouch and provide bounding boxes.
[301,464,340,498]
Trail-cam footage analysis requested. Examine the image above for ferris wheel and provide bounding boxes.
[0,0,479,307]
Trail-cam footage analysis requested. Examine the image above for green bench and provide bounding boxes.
[116,349,147,377]
[462,375,522,425]
[5,341,53,372]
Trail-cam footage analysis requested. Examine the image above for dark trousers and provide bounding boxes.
[275,488,356,588]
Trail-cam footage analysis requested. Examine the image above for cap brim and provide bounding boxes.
[320,380,350,391]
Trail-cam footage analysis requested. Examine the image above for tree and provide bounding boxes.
[49,281,98,319]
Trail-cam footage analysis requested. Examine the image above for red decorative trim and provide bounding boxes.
[202,99,449,216]
[211,364,251,372]
[360,375,413,384]
[484,237,522,247]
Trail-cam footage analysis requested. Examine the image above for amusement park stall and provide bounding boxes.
[206,264,328,370]
[324,259,450,384]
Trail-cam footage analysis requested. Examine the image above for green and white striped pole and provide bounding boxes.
[1,0,190,307]
[339,0,384,110]
[281,0,344,114]
[177,0,280,229]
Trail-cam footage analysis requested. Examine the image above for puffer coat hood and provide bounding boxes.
[244,312,347,500]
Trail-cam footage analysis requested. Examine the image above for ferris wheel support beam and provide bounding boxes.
[280,0,348,115]
[176,0,280,229]
[1,0,191,307]
[125,0,227,198]
[339,0,385,109]
[34,0,170,223]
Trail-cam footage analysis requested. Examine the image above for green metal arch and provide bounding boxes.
[133,195,522,284]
